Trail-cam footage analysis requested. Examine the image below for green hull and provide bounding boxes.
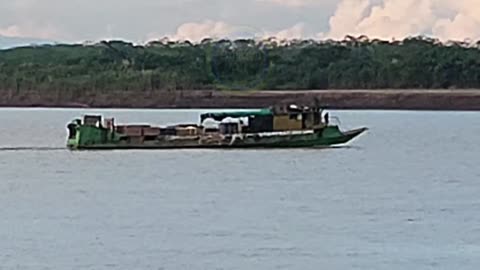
[67,125,367,150]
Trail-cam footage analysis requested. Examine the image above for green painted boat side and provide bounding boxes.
[66,125,368,150]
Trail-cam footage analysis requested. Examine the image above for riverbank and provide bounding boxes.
[0,89,479,110]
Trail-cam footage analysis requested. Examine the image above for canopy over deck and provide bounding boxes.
[200,109,273,122]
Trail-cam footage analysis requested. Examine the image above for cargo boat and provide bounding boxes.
[66,104,368,150]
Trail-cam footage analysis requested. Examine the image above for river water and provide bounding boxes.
[0,108,479,270]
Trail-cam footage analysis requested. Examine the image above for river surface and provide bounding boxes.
[0,108,479,270]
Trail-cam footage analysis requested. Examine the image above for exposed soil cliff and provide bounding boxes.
[0,89,479,110]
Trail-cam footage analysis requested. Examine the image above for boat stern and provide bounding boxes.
[66,119,81,149]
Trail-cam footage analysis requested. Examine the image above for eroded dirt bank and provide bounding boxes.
[0,89,479,110]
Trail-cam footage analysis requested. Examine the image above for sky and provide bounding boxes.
[1,0,480,44]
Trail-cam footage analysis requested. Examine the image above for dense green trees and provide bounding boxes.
[1,36,480,92]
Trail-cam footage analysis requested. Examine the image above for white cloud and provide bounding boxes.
[3,0,480,43]
[0,0,334,42]
[0,24,60,40]
[262,23,307,39]
[431,0,480,41]
[327,0,371,39]
[257,0,319,8]
[325,0,480,41]
[169,20,236,41]
[326,0,436,40]
[433,15,480,41]
[148,20,310,42]
[147,20,255,42]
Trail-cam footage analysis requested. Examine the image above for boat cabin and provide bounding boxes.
[270,104,325,131]
[200,104,327,134]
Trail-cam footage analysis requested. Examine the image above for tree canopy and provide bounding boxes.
[1,36,480,92]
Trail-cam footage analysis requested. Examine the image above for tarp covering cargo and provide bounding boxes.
[200,109,273,122]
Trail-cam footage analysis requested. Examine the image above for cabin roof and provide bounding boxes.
[200,109,273,121]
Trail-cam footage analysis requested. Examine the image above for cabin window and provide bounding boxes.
[314,113,320,125]
[289,113,302,120]
[144,135,157,141]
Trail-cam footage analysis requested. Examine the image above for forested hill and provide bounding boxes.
[2,36,480,92]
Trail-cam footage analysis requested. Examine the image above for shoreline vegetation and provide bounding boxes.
[2,36,480,110]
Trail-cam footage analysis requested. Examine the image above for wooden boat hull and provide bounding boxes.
[67,126,368,150]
